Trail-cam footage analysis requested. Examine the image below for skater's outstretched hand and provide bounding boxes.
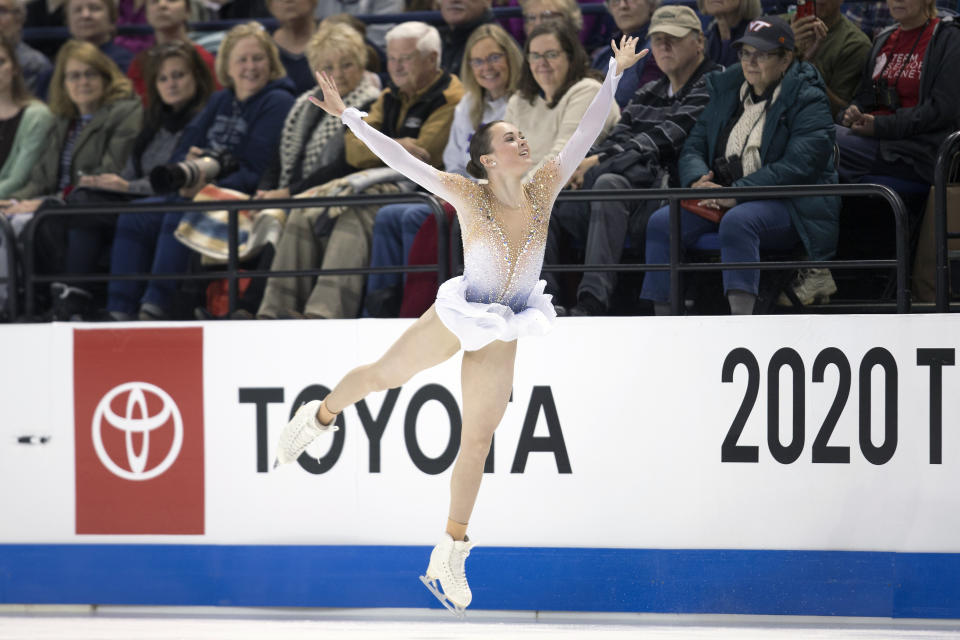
[308,70,346,117]
[611,35,648,75]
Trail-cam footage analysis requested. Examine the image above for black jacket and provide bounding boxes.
[849,17,960,179]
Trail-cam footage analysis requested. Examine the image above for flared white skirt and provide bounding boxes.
[434,276,557,352]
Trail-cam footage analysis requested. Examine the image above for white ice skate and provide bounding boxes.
[273,400,339,468]
[420,533,474,619]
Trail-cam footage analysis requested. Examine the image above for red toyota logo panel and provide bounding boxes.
[73,328,204,534]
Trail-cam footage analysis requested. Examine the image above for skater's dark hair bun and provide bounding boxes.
[466,120,502,180]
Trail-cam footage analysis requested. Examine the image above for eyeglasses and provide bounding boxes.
[604,0,639,8]
[737,48,781,64]
[468,52,505,68]
[65,69,101,83]
[527,49,564,63]
[522,9,561,23]
[0,6,22,16]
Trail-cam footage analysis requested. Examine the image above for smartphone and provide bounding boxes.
[796,0,816,19]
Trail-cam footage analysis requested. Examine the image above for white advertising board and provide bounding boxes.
[1,315,959,553]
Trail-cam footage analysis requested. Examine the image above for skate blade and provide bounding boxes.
[419,575,466,620]
[273,457,280,469]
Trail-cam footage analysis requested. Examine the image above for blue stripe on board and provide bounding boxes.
[1,545,959,618]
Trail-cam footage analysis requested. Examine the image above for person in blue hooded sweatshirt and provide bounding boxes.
[104,22,295,320]
[640,16,840,315]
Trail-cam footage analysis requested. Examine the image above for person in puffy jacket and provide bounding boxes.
[640,16,840,314]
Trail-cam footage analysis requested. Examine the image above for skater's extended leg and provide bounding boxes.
[448,338,517,533]
[275,305,460,466]
[325,304,461,414]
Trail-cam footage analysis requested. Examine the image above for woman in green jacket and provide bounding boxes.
[2,40,141,212]
[640,16,839,314]
[0,35,54,199]
[0,39,141,317]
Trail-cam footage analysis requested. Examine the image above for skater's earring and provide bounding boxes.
[482,155,496,169]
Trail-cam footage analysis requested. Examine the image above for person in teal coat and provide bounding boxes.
[640,16,839,314]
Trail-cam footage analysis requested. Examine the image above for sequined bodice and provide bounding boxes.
[339,57,623,315]
[440,162,559,312]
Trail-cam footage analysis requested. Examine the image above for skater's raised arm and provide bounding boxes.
[310,70,461,203]
[553,36,649,188]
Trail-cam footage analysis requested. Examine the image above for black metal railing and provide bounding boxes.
[15,181,910,320]
[934,130,960,311]
[21,192,448,317]
[549,183,912,313]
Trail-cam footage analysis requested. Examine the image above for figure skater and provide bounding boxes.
[274,36,647,617]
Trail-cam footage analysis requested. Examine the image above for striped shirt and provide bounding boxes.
[590,57,722,186]
[58,114,94,191]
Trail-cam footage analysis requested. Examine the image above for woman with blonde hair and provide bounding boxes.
[698,0,761,66]
[103,21,295,320]
[256,20,381,200]
[363,22,524,317]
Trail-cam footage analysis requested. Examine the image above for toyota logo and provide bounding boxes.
[91,382,184,481]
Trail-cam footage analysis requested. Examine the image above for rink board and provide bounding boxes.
[2,544,960,617]
[3,316,960,616]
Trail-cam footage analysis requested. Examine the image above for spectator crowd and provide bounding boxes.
[0,0,957,320]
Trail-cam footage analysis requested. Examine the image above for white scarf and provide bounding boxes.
[723,81,782,178]
[278,75,381,189]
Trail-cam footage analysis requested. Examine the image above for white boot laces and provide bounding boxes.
[450,541,472,592]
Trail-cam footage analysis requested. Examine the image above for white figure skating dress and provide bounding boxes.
[342,59,623,351]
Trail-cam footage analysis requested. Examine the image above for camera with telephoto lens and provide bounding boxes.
[149,148,237,193]
[713,154,744,186]
[872,77,901,111]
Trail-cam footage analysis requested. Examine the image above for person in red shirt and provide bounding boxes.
[835,0,960,184]
[126,0,220,101]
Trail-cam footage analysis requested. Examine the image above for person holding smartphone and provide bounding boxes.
[788,0,870,118]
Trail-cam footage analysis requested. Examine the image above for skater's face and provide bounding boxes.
[479,121,532,177]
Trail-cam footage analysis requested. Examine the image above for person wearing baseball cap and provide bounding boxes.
[646,5,707,95]
[733,14,795,52]
[640,14,841,315]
